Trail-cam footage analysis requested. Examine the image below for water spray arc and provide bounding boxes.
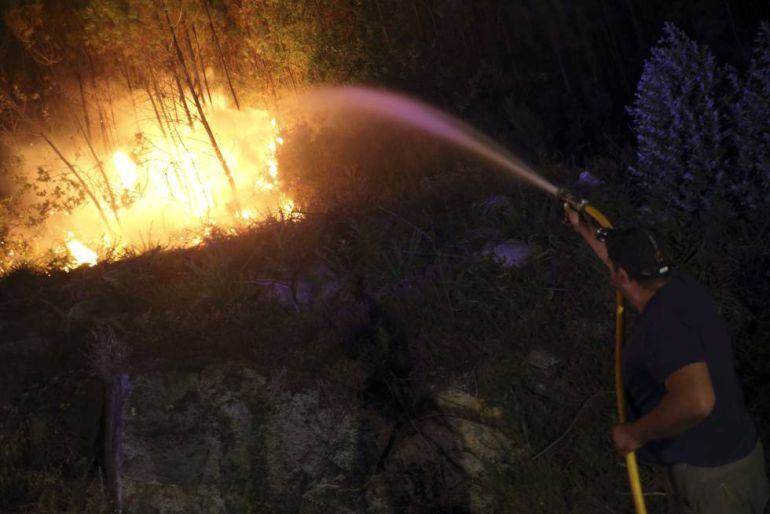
[294,87,647,513]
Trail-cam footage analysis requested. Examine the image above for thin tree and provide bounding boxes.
[40,133,113,231]
[202,0,240,109]
[80,125,121,224]
[191,23,213,105]
[146,87,169,140]
[172,64,195,128]
[75,63,92,141]
[183,24,204,103]
[163,2,240,209]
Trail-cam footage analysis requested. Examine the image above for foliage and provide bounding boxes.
[0,161,643,511]
[2,0,768,160]
[628,24,770,428]
[630,23,770,220]
[628,23,730,216]
[0,2,768,512]
[732,22,770,215]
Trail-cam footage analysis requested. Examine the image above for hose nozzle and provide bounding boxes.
[557,188,613,229]
[557,188,588,212]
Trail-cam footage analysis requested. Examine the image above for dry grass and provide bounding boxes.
[0,150,766,512]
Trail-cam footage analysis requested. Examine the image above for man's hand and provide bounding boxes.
[563,203,582,232]
[563,203,612,268]
[612,423,643,456]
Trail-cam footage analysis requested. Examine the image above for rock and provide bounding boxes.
[254,265,342,311]
[364,384,525,512]
[299,482,363,513]
[114,362,381,514]
[524,348,561,370]
[369,413,524,512]
[462,226,503,247]
[110,363,523,513]
[477,195,514,216]
[578,171,602,188]
[524,375,584,406]
[0,338,58,404]
[7,369,104,482]
[482,239,532,268]
[434,387,503,421]
[261,386,363,501]
[257,279,315,309]
[452,417,519,467]
[115,363,268,513]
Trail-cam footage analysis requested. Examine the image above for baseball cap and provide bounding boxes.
[596,227,671,280]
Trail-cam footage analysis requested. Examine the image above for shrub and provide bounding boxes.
[628,23,770,339]
[628,23,731,219]
[731,22,770,215]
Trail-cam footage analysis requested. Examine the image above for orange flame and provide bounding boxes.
[65,233,98,269]
[2,92,295,273]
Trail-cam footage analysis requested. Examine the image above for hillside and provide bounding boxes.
[2,163,676,512]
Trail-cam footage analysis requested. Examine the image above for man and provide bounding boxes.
[564,204,769,514]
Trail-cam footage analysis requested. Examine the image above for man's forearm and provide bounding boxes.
[626,390,711,445]
[575,222,610,268]
[564,204,611,268]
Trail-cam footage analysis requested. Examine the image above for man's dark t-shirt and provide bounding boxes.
[623,272,757,467]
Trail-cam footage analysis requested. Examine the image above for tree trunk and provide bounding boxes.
[164,2,240,210]
[203,0,240,109]
[81,126,121,224]
[172,66,195,128]
[183,25,204,103]
[146,87,169,140]
[86,50,114,151]
[121,62,133,92]
[192,23,213,105]
[41,133,112,231]
[75,65,93,142]
[105,79,119,141]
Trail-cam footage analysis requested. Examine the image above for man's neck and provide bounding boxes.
[628,278,669,313]
[634,288,658,313]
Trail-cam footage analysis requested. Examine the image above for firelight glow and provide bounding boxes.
[1,92,295,273]
[113,150,138,190]
[65,234,98,269]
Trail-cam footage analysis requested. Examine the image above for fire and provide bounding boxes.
[281,198,296,215]
[1,92,295,273]
[65,234,98,269]
[239,209,255,220]
[113,151,138,190]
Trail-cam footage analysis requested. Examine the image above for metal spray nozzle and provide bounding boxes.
[556,188,587,212]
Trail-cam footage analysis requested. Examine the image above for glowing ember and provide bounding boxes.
[281,198,296,215]
[65,234,98,269]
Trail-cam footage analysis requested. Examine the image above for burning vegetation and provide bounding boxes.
[1,2,770,513]
[3,91,291,273]
[0,1,313,273]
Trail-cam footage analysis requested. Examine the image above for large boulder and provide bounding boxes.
[110,363,524,513]
[365,387,525,513]
[112,362,377,513]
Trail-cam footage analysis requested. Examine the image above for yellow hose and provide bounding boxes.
[582,203,648,514]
